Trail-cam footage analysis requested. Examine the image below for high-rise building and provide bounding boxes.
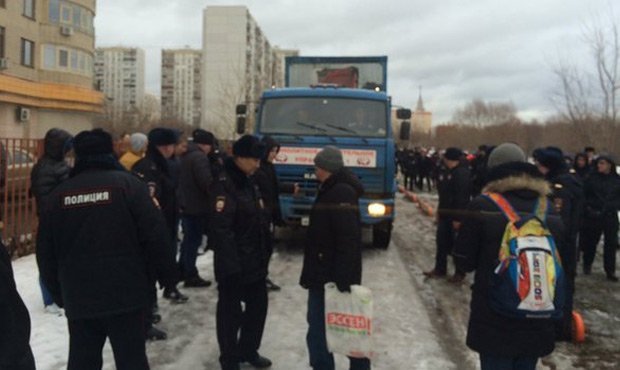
[0,0,103,138]
[161,49,202,127]
[202,6,275,139]
[272,47,299,88]
[94,47,145,123]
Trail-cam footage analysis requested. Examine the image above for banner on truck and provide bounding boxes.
[275,146,377,168]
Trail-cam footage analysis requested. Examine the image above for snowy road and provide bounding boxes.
[12,191,620,369]
[13,204,454,370]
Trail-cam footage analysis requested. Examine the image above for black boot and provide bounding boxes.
[145,325,167,341]
[240,354,272,368]
[163,286,189,303]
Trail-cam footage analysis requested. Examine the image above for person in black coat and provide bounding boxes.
[573,152,590,181]
[533,146,584,340]
[1,240,36,370]
[207,135,272,370]
[133,127,188,305]
[30,128,73,314]
[454,142,563,370]
[579,155,620,281]
[253,136,299,291]
[36,129,178,370]
[424,147,471,283]
[300,146,370,370]
[177,129,215,288]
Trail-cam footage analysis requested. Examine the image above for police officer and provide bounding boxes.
[533,146,584,340]
[36,129,177,370]
[424,147,471,282]
[208,135,272,370]
[253,136,299,291]
[579,155,620,281]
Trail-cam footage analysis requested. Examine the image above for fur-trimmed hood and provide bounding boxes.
[482,161,550,196]
[482,174,551,196]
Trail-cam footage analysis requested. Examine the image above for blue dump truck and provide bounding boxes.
[236,56,411,249]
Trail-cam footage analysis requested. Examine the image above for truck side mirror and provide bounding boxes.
[399,121,411,141]
[236,117,246,135]
[236,104,247,115]
[396,108,411,119]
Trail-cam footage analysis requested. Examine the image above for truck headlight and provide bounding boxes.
[368,203,386,217]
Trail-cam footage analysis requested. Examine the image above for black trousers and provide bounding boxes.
[67,309,149,370]
[434,217,464,275]
[217,278,268,368]
[580,215,618,275]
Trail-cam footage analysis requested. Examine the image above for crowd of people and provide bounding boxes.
[1,127,369,370]
[406,142,620,370]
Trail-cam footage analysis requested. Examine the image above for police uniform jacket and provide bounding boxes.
[0,241,34,368]
[254,159,295,225]
[36,165,176,320]
[178,143,213,215]
[300,168,364,290]
[437,161,471,221]
[454,162,564,358]
[582,157,620,219]
[132,148,178,236]
[207,157,269,284]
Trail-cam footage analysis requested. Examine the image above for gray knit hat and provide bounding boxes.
[487,142,526,168]
[314,146,344,172]
[130,133,148,152]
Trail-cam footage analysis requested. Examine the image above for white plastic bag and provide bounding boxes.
[324,282,373,358]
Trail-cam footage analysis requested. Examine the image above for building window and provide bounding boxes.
[0,27,4,58]
[58,49,68,68]
[21,38,34,67]
[23,0,35,19]
[43,44,55,68]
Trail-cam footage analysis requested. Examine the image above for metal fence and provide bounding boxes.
[1,138,43,257]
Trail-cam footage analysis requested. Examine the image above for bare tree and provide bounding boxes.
[552,7,619,131]
[452,99,518,127]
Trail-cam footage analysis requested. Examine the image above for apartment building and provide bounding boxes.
[202,6,276,140]
[161,48,201,127]
[272,47,299,89]
[0,0,103,138]
[94,47,145,123]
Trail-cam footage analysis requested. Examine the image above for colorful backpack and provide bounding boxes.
[483,192,566,319]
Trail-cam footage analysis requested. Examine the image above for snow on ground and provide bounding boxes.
[12,221,454,369]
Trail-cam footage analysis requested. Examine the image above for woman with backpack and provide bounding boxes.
[454,143,566,370]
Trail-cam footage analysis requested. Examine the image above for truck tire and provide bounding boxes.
[372,220,392,249]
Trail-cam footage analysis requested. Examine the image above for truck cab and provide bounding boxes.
[237,56,410,248]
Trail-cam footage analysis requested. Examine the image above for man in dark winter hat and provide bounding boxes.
[254,136,299,292]
[133,127,188,340]
[31,128,73,315]
[300,145,370,370]
[424,147,470,283]
[454,142,564,370]
[533,146,584,340]
[579,154,620,282]
[177,129,215,288]
[208,134,272,370]
[36,128,177,370]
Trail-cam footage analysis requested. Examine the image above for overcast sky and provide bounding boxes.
[95,0,617,124]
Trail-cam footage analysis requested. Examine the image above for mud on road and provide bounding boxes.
[392,192,620,370]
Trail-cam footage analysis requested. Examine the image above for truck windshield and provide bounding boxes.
[259,97,388,138]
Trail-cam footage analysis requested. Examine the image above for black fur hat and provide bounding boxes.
[233,135,265,159]
[148,127,178,146]
[73,129,113,158]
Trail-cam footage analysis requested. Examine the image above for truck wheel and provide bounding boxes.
[372,221,392,249]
